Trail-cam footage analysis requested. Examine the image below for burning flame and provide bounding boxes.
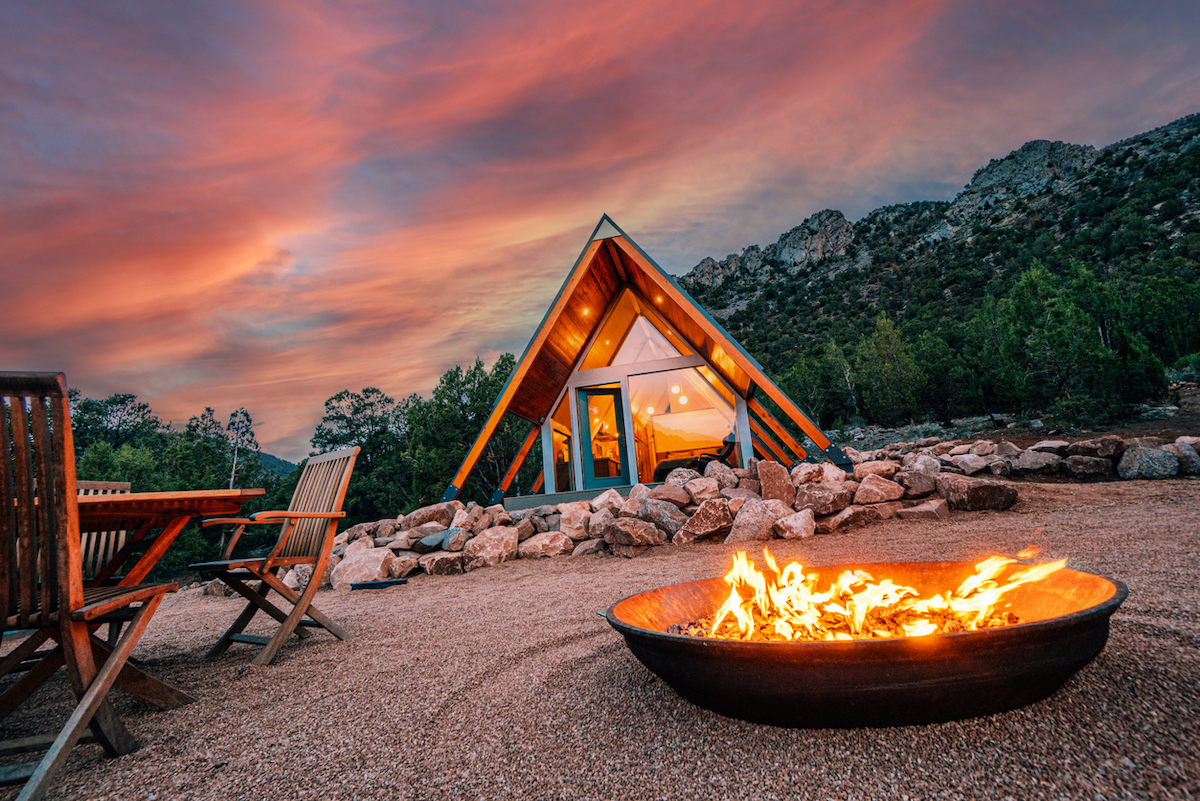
[694,549,1067,642]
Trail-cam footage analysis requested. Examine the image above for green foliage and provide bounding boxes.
[69,395,282,579]
[686,118,1200,427]
[310,354,541,525]
[853,313,925,425]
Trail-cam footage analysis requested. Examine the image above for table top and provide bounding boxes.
[77,488,265,528]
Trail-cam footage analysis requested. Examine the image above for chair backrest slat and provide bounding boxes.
[0,373,81,633]
[76,481,130,579]
[277,446,358,559]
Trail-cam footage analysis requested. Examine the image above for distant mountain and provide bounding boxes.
[258,452,297,478]
[679,113,1200,382]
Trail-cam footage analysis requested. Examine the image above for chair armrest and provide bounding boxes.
[249,511,347,521]
[201,517,254,528]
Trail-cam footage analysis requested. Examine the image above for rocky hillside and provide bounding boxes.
[679,113,1200,381]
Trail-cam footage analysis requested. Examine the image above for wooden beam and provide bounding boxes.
[530,471,544,493]
[748,397,809,461]
[444,240,604,499]
[494,424,541,500]
[611,236,838,454]
[749,419,790,464]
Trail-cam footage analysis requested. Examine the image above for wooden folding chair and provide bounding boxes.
[189,446,358,666]
[75,481,131,583]
[0,373,177,801]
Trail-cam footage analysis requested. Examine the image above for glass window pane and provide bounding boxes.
[628,367,739,483]
[551,394,574,492]
[578,289,691,371]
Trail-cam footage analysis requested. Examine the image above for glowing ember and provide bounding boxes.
[673,549,1067,642]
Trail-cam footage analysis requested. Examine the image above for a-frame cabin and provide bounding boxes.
[443,216,851,505]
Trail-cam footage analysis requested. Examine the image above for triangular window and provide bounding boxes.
[578,289,690,371]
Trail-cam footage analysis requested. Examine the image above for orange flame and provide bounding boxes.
[696,549,1067,642]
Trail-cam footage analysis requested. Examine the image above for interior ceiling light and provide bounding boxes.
[656,296,663,303]
[670,385,681,394]
[583,308,590,316]
[679,396,688,405]
[646,406,655,415]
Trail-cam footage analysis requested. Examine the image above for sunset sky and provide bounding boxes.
[2,1,1198,461]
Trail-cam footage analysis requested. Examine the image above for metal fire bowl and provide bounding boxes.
[606,561,1127,728]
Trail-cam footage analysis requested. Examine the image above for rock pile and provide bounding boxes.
[268,432,1195,591]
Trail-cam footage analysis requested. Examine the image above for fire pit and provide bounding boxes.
[606,558,1127,728]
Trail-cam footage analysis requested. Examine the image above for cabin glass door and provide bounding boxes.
[577,386,630,488]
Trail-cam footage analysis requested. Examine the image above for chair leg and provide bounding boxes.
[89,638,195,710]
[253,566,343,666]
[17,598,163,801]
[0,631,52,682]
[259,571,352,641]
[59,618,135,759]
[205,580,267,659]
[219,574,312,639]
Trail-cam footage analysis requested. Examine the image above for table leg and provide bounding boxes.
[119,515,190,586]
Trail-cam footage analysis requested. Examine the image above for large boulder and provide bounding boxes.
[441,528,469,552]
[602,518,668,547]
[994,441,1022,458]
[518,531,574,558]
[344,536,376,560]
[621,497,688,537]
[757,461,796,507]
[1162,443,1200,475]
[894,470,937,499]
[557,501,593,541]
[665,467,703,487]
[1177,435,1200,449]
[774,509,816,539]
[1061,455,1114,480]
[1066,435,1126,461]
[1029,440,1070,457]
[395,522,445,550]
[725,499,778,543]
[853,461,901,481]
[935,474,1018,511]
[968,441,997,456]
[673,498,734,545]
[572,538,607,556]
[590,489,625,514]
[853,474,905,504]
[821,464,849,483]
[815,505,879,535]
[719,487,762,503]
[950,454,989,475]
[402,501,464,531]
[412,531,447,555]
[896,498,950,520]
[418,550,464,576]
[685,477,720,505]
[703,460,738,489]
[790,462,825,486]
[1011,450,1062,476]
[389,552,419,578]
[1117,448,1179,480]
[463,526,519,572]
[331,547,395,590]
[793,483,853,516]
[514,517,537,542]
[649,484,692,509]
[738,478,762,495]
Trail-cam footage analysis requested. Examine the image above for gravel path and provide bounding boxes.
[4,479,1198,800]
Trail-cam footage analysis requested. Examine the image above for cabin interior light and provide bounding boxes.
[646,406,655,414]
[670,385,680,394]
[679,396,688,405]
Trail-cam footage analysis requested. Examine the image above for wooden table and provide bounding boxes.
[78,488,265,587]
[74,488,265,709]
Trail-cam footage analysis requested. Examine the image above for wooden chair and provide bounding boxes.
[75,481,131,582]
[0,373,177,801]
[189,446,358,666]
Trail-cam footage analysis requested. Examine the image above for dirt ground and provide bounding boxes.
[3,478,1198,800]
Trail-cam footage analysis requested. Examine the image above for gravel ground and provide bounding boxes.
[3,479,1198,800]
